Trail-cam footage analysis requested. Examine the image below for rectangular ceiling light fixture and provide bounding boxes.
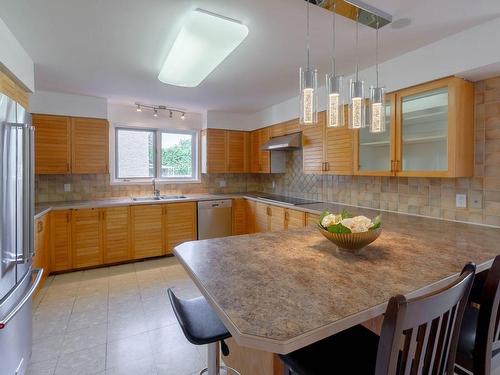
[158,9,249,87]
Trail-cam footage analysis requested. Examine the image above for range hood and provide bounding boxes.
[261,132,302,151]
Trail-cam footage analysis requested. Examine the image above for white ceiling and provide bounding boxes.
[1,0,500,113]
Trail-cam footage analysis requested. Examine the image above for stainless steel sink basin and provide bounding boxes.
[132,195,188,202]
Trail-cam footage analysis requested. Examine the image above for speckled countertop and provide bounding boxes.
[174,210,500,354]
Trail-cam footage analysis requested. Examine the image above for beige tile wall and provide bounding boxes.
[257,77,500,227]
[35,173,259,203]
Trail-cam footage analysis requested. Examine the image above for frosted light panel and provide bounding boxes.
[300,67,318,125]
[351,98,363,129]
[303,89,315,124]
[326,74,343,127]
[158,9,249,87]
[328,94,340,126]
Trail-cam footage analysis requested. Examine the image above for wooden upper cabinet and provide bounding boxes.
[270,119,301,138]
[202,129,227,173]
[72,208,103,268]
[0,70,29,109]
[227,131,249,173]
[71,117,109,174]
[250,128,271,173]
[33,114,109,175]
[165,202,197,253]
[232,198,248,235]
[50,210,72,272]
[324,125,354,175]
[131,204,164,259]
[33,114,71,174]
[394,77,474,177]
[102,206,130,264]
[302,112,326,174]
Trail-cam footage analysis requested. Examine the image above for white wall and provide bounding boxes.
[253,16,500,128]
[108,103,202,130]
[0,17,34,92]
[205,110,255,131]
[30,90,108,118]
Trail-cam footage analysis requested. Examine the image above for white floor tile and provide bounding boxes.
[55,344,106,375]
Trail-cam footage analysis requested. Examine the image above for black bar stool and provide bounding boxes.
[168,288,240,375]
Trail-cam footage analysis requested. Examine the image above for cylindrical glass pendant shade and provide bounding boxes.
[369,86,385,133]
[299,67,318,125]
[348,79,365,129]
[326,74,344,127]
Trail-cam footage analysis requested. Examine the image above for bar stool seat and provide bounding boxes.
[168,288,240,375]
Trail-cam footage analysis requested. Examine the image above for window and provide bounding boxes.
[115,127,199,182]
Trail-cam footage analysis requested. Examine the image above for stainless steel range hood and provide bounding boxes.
[261,132,302,151]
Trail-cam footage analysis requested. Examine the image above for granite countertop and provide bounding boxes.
[174,211,500,354]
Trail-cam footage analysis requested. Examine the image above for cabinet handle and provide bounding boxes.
[390,160,394,172]
[66,163,70,172]
[326,162,330,172]
[37,221,43,233]
[285,211,289,222]
[267,207,271,216]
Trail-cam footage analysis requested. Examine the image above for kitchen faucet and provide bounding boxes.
[152,178,160,197]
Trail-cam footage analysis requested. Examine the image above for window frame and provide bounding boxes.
[113,126,200,184]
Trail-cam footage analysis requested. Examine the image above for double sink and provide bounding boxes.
[132,195,188,202]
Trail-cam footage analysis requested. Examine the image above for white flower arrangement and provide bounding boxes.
[319,210,381,234]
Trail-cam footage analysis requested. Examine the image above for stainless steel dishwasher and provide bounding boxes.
[197,200,233,240]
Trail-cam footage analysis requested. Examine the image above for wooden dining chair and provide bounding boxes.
[279,263,476,375]
[455,256,500,375]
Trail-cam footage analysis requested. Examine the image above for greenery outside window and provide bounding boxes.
[115,127,199,183]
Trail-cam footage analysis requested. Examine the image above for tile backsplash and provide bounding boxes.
[257,77,500,227]
[36,77,500,227]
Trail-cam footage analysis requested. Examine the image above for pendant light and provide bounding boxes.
[369,20,385,133]
[348,9,365,129]
[299,0,318,125]
[326,2,343,128]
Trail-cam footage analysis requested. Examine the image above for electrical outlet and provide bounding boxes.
[64,183,71,192]
[470,191,483,209]
[455,193,467,208]
[219,180,226,188]
[272,180,276,189]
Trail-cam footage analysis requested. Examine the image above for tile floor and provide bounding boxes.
[28,257,208,375]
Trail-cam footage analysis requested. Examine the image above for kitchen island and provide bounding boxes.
[174,206,499,374]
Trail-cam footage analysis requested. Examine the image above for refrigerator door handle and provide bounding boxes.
[0,268,43,329]
[20,124,34,262]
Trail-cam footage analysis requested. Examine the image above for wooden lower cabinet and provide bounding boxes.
[254,202,269,233]
[72,208,103,269]
[306,213,320,228]
[246,200,256,234]
[232,198,248,235]
[50,210,72,272]
[165,202,197,253]
[285,209,306,229]
[131,204,165,259]
[102,206,130,264]
[33,214,50,293]
[268,206,285,232]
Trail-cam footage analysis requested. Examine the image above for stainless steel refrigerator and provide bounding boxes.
[0,92,42,375]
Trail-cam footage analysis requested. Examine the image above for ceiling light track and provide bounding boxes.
[135,102,186,120]
[317,0,392,29]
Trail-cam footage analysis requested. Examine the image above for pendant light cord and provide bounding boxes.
[375,19,379,87]
[355,8,359,81]
[332,1,336,74]
[306,0,310,69]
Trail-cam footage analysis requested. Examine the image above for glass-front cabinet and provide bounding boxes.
[354,93,395,175]
[354,77,474,177]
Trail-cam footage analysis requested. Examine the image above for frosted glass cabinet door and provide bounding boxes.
[358,98,393,173]
[400,87,448,172]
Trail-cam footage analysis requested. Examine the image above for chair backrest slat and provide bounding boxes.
[376,263,476,375]
[474,256,500,375]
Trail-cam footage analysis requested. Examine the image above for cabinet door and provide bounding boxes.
[259,128,271,173]
[302,112,325,174]
[102,206,130,264]
[131,205,164,259]
[250,131,260,173]
[285,209,306,230]
[268,205,285,232]
[71,117,109,174]
[205,129,227,173]
[324,125,354,175]
[246,200,256,234]
[285,119,301,135]
[165,202,197,253]
[50,210,72,271]
[232,198,247,235]
[72,208,102,268]
[33,214,49,293]
[270,122,287,138]
[254,202,269,233]
[306,213,320,228]
[32,114,71,174]
[227,131,249,173]
[354,94,396,176]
